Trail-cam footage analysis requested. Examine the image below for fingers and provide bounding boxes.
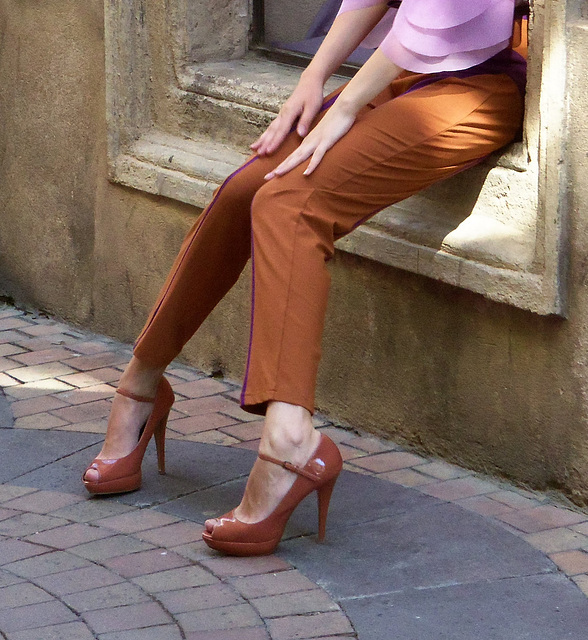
[251,122,284,156]
[303,146,327,176]
[253,121,289,156]
[252,102,303,156]
[261,104,355,180]
[262,120,330,179]
[264,143,315,180]
[252,96,322,156]
[296,103,320,138]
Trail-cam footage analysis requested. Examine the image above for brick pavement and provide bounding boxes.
[1,304,588,639]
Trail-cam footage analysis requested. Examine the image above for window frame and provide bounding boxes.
[249,0,362,76]
[104,0,568,316]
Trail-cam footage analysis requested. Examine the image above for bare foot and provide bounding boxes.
[83,357,165,483]
[205,402,320,532]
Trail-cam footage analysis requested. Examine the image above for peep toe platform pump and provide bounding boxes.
[82,377,175,495]
[202,433,343,556]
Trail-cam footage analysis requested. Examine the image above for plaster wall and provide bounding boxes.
[0,0,587,503]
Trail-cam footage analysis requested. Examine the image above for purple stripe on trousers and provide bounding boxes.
[240,223,256,408]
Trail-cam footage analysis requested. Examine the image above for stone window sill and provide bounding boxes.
[106,3,567,316]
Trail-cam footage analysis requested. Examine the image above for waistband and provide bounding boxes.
[402,48,527,99]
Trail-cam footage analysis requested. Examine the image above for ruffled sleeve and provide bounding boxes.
[381,0,516,72]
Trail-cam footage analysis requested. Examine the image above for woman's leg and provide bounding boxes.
[241,73,524,416]
[84,138,308,482]
[206,72,523,529]
[84,83,355,484]
[89,73,522,518]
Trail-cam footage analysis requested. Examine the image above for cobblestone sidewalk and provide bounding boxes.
[1,303,588,639]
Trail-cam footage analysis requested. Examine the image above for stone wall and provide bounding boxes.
[1,0,588,503]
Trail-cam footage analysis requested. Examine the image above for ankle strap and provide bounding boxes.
[115,387,156,403]
[258,452,320,481]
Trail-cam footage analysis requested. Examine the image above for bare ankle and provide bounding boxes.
[261,402,318,462]
[119,357,166,397]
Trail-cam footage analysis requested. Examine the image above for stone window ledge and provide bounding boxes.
[106,2,567,316]
[115,127,544,311]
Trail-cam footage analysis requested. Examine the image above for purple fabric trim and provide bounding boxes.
[240,220,257,408]
[321,93,340,112]
[342,205,387,238]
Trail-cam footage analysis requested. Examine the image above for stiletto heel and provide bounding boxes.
[202,434,343,556]
[317,476,337,542]
[154,411,169,475]
[82,377,174,495]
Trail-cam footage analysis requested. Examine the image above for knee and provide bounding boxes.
[250,180,276,217]
[250,178,312,229]
[250,180,335,258]
[250,184,291,240]
[213,156,264,209]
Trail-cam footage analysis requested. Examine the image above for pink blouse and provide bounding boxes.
[337,0,517,73]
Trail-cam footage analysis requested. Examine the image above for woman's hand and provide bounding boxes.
[262,49,403,180]
[264,103,356,179]
[249,4,391,159]
[250,72,325,157]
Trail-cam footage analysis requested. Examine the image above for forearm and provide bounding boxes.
[301,4,389,85]
[334,48,403,115]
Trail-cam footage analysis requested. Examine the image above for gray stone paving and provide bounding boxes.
[0,427,587,639]
[0,388,11,431]
[1,304,588,638]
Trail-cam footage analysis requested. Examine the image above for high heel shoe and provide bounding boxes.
[202,433,343,556]
[82,377,175,495]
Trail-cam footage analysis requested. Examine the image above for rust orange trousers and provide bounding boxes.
[133,72,524,415]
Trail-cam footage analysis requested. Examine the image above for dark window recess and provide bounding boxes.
[255,1,528,68]
[253,0,379,70]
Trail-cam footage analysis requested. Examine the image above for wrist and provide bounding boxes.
[331,93,362,118]
[300,66,329,87]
